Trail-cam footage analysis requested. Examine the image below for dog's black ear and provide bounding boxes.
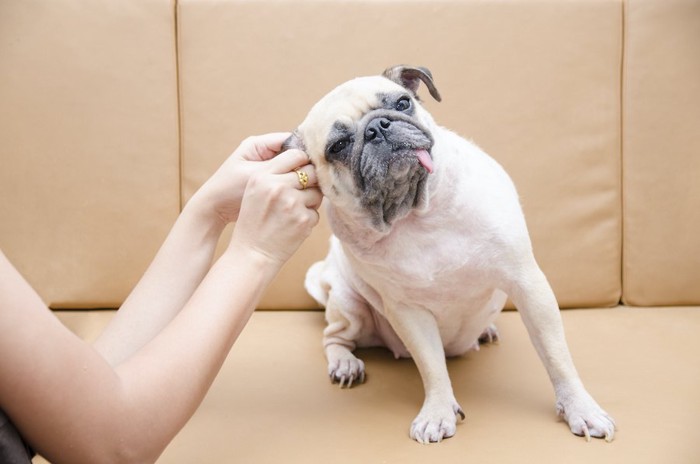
[382,65,442,102]
[281,130,305,152]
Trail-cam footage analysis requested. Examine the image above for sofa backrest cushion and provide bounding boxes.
[0,0,180,308]
[3,0,698,310]
[177,0,623,309]
[622,0,700,306]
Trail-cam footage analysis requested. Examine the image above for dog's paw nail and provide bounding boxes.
[327,354,366,388]
[410,402,460,444]
[559,391,615,442]
[478,324,500,345]
[568,413,615,442]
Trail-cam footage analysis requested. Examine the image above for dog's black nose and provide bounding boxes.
[365,118,391,142]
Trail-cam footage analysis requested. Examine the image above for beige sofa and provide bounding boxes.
[1,0,699,462]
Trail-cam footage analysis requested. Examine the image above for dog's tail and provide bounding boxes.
[305,260,330,307]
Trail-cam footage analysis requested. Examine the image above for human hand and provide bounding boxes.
[188,133,297,227]
[228,148,322,266]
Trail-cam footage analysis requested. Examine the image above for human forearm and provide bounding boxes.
[93,135,312,366]
[8,246,281,464]
[0,136,321,464]
[93,198,226,366]
[110,245,281,460]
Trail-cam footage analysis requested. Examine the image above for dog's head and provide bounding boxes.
[284,65,442,231]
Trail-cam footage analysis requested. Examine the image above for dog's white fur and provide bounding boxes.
[300,73,615,444]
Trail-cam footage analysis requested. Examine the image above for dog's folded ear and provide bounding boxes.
[281,130,306,153]
[382,65,442,102]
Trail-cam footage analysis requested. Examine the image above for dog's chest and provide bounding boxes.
[348,212,500,307]
[344,222,502,356]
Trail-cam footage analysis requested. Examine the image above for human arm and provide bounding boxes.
[0,143,322,463]
[92,133,304,366]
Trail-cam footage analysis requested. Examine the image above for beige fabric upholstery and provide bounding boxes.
[0,0,180,308]
[177,0,623,309]
[622,0,700,305]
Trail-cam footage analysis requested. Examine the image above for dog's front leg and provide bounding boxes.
[384,305,464,444]
[509,263,616,441]
[323,288,370,389]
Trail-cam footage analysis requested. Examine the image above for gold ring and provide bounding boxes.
[295,169,309,190]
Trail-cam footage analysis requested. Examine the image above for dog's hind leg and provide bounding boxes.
[466,324,500,353]
[478,324,500,345]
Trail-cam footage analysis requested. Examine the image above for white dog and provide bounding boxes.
[285,65,615,444]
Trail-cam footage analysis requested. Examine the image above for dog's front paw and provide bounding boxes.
[410,400,465,444]
[557,390,616,442]
[326,345,366,388]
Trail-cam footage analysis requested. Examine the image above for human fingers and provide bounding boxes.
[230,173,320,265]
[236,132,292,162]
[301,188,323,210]
[290,163,319,191]
[267,148,312,174]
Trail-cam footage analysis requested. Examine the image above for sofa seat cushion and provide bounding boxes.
[43,307,700,463]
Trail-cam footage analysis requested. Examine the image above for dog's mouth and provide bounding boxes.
[351,113,434,229]
[415,148,434,173]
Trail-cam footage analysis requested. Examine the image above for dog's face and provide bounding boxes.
[286,66,442,231]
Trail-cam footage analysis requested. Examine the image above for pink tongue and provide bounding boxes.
[416,149,434,173]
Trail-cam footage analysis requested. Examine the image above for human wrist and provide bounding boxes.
[223,240,286,280]
[182,191,227,231]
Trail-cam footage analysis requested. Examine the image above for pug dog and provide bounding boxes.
[284,65,615,444]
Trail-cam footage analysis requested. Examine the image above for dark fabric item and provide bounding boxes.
[0,409,34,464]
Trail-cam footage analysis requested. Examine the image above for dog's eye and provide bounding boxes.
[395,96,411,112]
[329,139,349,154]
[330,140,346,154]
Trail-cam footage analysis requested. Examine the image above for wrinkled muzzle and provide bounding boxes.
[350,110,434,229]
